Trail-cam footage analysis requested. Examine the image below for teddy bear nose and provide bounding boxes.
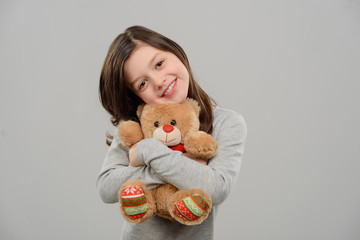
[163,124,174,133]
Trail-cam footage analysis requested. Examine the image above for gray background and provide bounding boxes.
[1,0,359,239]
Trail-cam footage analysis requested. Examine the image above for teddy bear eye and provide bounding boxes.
[154,121,160,127]
[170,120,176,126]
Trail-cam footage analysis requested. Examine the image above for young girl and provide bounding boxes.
[97,25,247,240]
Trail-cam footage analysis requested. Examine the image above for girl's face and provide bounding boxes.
[124,43,189,105]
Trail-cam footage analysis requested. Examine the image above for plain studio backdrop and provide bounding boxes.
[1,0,359,239]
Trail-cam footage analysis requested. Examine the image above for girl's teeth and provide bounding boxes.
[164,81,176,96]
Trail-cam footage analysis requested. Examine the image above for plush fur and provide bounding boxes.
[117,98,217,226]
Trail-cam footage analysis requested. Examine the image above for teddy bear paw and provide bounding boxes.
[121,186,148,220]
[174,195,208,221]
[185,131,218,159]
[118,121,144,148]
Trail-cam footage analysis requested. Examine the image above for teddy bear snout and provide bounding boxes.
[163,124,174,133]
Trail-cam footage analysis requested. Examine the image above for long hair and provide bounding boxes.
[99,26,216,145]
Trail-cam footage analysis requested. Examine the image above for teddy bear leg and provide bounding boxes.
[152,184,178,221]
[118,179,156,224]
[168,188,212,226]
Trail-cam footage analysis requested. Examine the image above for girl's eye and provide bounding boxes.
[139,80,147,90]
[156,61,163,69]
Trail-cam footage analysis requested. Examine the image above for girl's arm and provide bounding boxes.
[136,109,247,206]
[96,129,166,204]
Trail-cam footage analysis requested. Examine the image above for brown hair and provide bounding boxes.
[99,26,216,145]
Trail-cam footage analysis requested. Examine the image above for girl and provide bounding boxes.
[97,25,247,240]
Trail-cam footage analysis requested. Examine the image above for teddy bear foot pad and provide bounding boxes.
[121,186,148,220]
[174,195,208,221]
[119,180,156,224]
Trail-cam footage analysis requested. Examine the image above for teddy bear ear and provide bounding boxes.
[185,98,200,117]
[136,104,146,118]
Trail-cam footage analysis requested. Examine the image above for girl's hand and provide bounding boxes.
[183,152,209,166]
[128,143,143,167]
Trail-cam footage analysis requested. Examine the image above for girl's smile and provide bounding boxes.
[162,79,177,97]
[124,43,189,104]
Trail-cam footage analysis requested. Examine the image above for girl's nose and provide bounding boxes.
[152,75,166,89]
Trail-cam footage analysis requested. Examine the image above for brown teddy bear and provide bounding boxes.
[117,98,218,226]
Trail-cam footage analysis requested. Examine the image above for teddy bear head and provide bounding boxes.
[137,98,200,146]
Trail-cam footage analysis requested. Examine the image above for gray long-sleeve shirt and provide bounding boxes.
[97,107,247,240]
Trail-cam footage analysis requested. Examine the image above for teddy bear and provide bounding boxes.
[117,98,218,226]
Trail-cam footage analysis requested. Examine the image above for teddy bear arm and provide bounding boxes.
[184,131,218,160]
[118,121,144,148]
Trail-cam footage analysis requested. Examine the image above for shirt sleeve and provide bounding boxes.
[136,110,247,206]
[96,128,166,204]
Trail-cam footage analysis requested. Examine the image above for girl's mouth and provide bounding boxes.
[162,79,177,97]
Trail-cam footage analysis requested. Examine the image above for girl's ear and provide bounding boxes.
[136,104,146,118]
[185,98,200,117]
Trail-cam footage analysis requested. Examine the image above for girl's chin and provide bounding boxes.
[156,97,186,104]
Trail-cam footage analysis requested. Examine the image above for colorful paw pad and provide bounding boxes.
[174,195,207,221]
[122,186,148,220]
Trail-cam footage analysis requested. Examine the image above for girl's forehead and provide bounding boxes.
[124,44,164,81]
[126,44,161,65]
[132,43,161,58]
